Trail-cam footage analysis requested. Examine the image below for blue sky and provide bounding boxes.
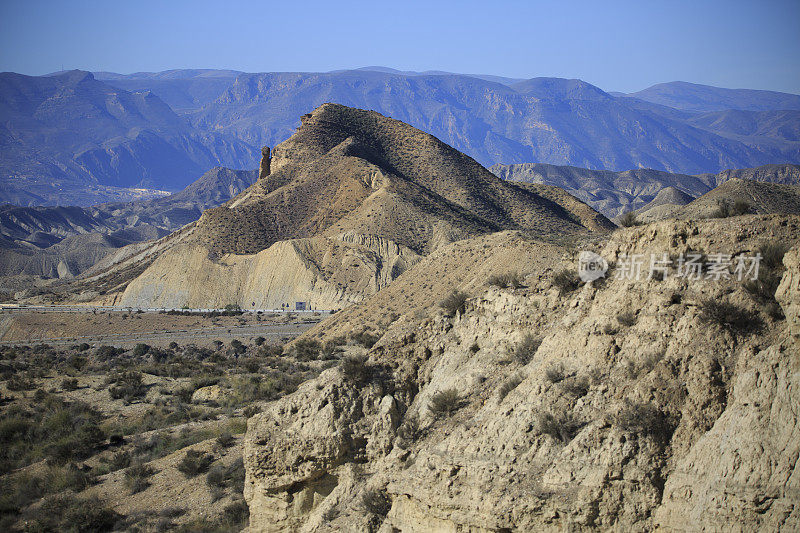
[1,0,798,94]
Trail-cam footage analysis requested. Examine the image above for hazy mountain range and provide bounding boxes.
[1,67,799,206]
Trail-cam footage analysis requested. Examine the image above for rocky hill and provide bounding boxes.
[0,70,257,204]
[493,162,800,218]
[48,104,610,309]
[242,214,800,531]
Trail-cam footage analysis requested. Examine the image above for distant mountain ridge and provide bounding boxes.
[623,81,800,112]
[2,68,800,206]
[492,162,800,217]
[0,167,256,279]
[0,70,258,204]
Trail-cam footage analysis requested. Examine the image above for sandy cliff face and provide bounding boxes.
[243,215,800,531]
[119,233,420,309]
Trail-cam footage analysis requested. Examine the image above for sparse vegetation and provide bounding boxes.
[759,242,790,271]
[427,388,461,418]
[538,411,584,443]
[498,373,524,401]
[711,199,750,218]
[440,290,468,317]
[544,364,565,384]
[341,355,369,383]
[487,272,524,289]
[177,449,214,477]
[617,311,637,327]
[553,269,581,294]
[360,487,391,517]
[618,211,639,227]
[509,334,541,364]
[698,299,764,334]
[124,462,156,494]
[614,400,674,444]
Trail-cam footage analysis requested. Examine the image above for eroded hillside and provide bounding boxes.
[242,214,800,531]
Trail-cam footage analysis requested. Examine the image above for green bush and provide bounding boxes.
[20,494,121,533]
[133,344,150,357]
[108,371,147,403]
[553,269,581,295]
[427,389,461,418]
[440,290,468,317]
[61,377,79,391]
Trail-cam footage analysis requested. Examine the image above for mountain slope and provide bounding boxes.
[59,104,610,308]
[625,81,800,112]
[0,70,258,203]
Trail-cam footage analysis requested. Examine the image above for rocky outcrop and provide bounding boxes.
[259,146,271,179]
[243,216,800,531]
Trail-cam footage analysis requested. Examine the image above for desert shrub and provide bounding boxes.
[544,364,565,384]
[396,415,421,448]
[243,405,261,418]
[254,336,266,346]
[177,449,214,477]
[230,339,246,354]
[351,330,380,348]
[6,374,36,391]
[698,299,763,334]
[124,463,156,494]
[215,432,235,449]
[743,270,782,302]
[759,242,790,271]
[560,376,589,398]
[440,290,468,317]
[498,373,524,401]
[553,269,581,294]
[537,411,584,443]
[617,311,637,327]
[21,494,121,533]
[61,377,79,391]
[206,458,244,495]
[711,199,750,218]
[340,355,369,383]
[427,389,461,418]
[509,335,541,364]
[618,211,639,227]
[487,272,524,289]
[133,344,150,357]
[108,371,147,403]
[95,345,124,359]
[614,400,673,443]
[360,488,391,517]
[293,339,322,361]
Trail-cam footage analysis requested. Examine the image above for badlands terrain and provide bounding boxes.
[0,105,799,532]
